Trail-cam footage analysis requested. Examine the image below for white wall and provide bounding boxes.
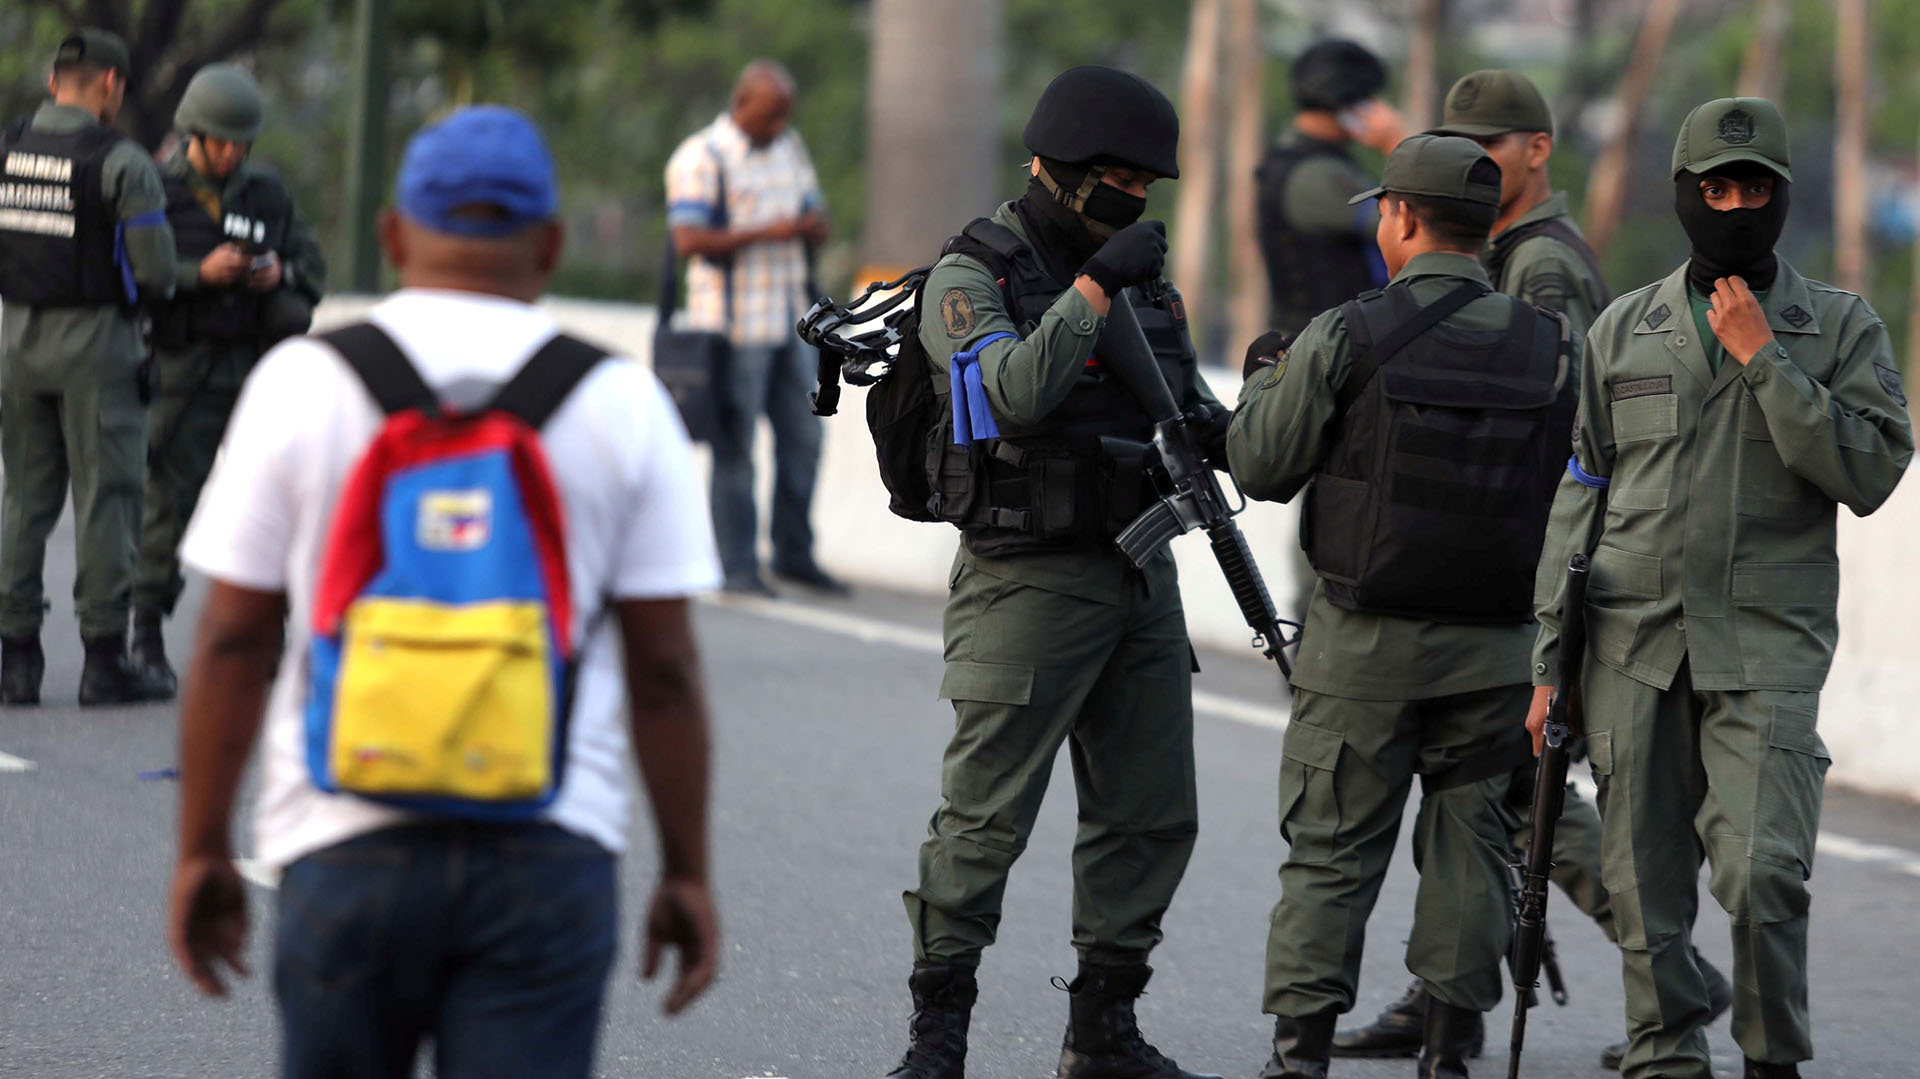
[313,296,1920,803]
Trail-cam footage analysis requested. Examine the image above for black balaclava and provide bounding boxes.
[1017,157,1145,274]
[1676,160,1789,294]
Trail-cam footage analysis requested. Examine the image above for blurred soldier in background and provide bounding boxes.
[884,65,1222,1079]
[132,62,325,693]
[0,31,176,706]
[1332,69,1730,1071]
[1529,96,1911,1079]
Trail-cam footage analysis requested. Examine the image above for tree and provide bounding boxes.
[14,0,301,149]
[1222,0,1265,358]
[1833,0,1870,293]
[1169,0,1222,339]
[1582,0,1683,256]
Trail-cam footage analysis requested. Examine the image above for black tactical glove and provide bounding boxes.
[1184,401,1234,469]
[1079,220,1168,297]
[1242,330,1293,381]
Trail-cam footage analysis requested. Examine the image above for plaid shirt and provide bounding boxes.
[664,114,823,347]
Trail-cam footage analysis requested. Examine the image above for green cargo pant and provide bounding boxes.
[1264,683,1528,1018]
[1585,659,1825,1078]
[134,384,238,616]
[904,554,1199,968]
[0,355,148,641]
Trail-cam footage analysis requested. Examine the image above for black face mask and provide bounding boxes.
[1675,166,1789,294]
[1081,181,1147,234]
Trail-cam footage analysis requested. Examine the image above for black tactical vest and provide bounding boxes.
[929,217,1193,557]
[1485,215,1612,309]
[0,119,126,309]
[150,167,295,347]
[1256,137,1381,337]
[1303,280,1575,622]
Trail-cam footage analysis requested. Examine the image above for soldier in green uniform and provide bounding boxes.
[1529,98,1912,1079]
[0,31,176,705]
[1332,70,1728,1069]
[1228,135,1578,1079]
[882,66,1224,1079]
[131,63,324,692]
[1254,40,1407,623]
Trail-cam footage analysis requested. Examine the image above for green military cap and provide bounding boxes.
[1671,97,1791,181]
[1430,70,1553,138]
[53,29,131,78]
[1349,134,1501,207]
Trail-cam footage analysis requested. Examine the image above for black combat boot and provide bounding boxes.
[885,963,977,1079]
[78,635,174,706]
[0,636,44,705]
[1416,999,1480,1079]
[1599,949,1733,1070]
[1331,979,1484,1059]
[1255,1011,1336,1079]
[1054,963,1220,1079]
[130,609,177,699]
[1744,1061,1800,1079]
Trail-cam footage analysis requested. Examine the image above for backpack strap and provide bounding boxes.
[320,322,438,415]
[1335,281,1488,416]
[484,333,609,429]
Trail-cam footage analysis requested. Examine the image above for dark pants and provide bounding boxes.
[709,332,823,578]
[274,823,618,1079]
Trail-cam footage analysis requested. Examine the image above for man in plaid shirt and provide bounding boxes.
[665,60,845,596]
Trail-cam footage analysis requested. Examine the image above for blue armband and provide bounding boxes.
[1567,454,1610,489]
[949,331,1018,446]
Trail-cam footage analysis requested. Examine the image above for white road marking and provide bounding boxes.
[0,749,36,773]
[710,594,1920,878]
[704,591,1291,729]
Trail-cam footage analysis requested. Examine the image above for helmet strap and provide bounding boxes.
[1036,159,1108,215]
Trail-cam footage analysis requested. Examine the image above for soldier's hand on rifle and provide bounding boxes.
[1184,401,1234,468]
[1079,220,1167,299]
[247,250,282,293]
[199,243,249,287]
[1526,684,1554,755]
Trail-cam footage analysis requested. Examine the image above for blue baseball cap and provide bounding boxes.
[395,106,558,237]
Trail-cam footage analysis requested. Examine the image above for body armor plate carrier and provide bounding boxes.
[0,119,126,309]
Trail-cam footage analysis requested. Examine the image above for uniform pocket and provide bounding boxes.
[1609,394,1679,443]
[1305,474,1369,584]
[1585,728,1613,777]
[1753,703,1830,887]
[1737,396,1820,517]
[938,660,1034,705]
[1277,721,1344,866]
[1731,564,1839,687]
[1585,546,1662,669]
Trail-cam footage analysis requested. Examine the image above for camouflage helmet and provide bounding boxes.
[175,63,263,143]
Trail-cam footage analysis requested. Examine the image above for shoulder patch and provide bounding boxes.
[1521,270,1574,312]
[1875,363,1908,407]
[1263,356,1289,387]
[939,288,977,340]
[1780,304,1812,329]
[1642,303,1672,331]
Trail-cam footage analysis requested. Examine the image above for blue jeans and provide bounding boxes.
[710,332,823,578]
[274,823,618,1079]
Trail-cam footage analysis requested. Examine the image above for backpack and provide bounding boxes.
[305,322,607,819]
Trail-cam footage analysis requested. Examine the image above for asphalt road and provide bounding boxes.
[2,513,1917,1078]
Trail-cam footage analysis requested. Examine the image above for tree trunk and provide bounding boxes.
[1171,0,1224,340]
[1403,0,1445,130]
[1551,0,1606,157]
[1223,0,1266,361]
[1582,0,1683,256]
[1737,0,1787,100]
[859,0,1001,283]
[1833,0,1870,294]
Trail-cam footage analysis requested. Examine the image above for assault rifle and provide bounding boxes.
[1101,296,1301,679]
[1508,552,1590,1079]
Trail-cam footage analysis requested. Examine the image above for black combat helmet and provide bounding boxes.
[1022,65,1180,179]
[1290,39,1387,112]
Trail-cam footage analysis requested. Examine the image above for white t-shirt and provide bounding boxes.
[181,288,722,868]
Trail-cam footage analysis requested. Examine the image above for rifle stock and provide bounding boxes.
[1507,552,1590,1079]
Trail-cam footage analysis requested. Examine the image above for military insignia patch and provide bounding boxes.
[1263,356,1289,387]
[1718,109,1756,145]
[940,288,976,339]
[1451,78,1480,111]
[1643,303,1672,331]
[1780,304,1812,329]
[1875,363,1908,406]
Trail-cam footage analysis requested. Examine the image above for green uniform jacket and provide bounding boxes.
[1,104,174,387]
[1227,250,1561,700]
[157,154,326,394]
[1488,192,1608,344]
[1533,260,1914,692]
[917,201,1219,604]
